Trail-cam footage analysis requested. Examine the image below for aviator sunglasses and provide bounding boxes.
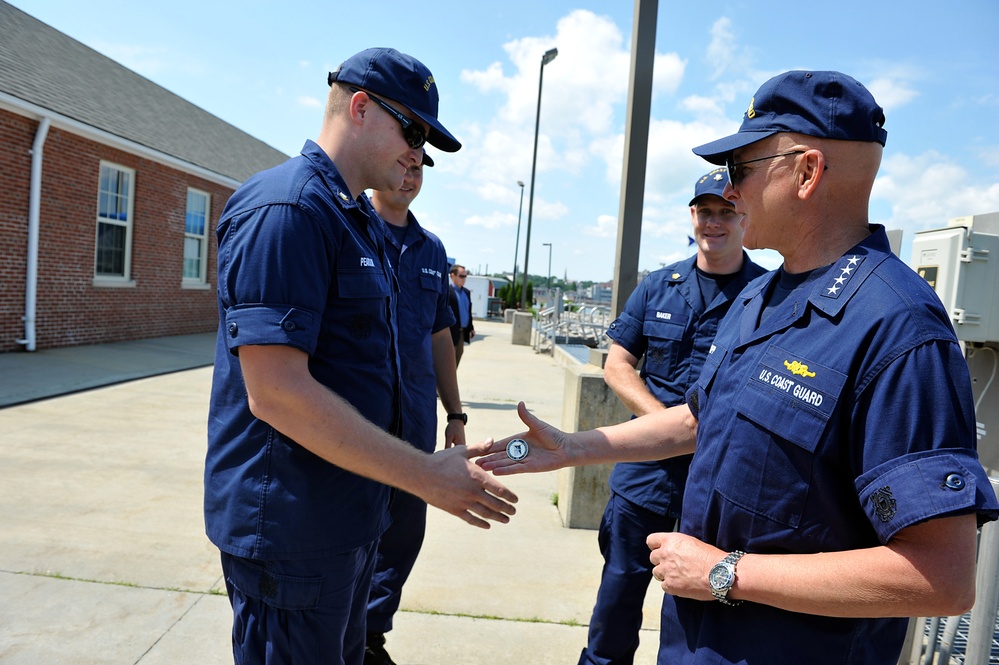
[349,86,427,150]
[725,150,805,186]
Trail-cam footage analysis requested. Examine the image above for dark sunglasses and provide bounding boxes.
[725,150,805,186]
[349,86,426,149]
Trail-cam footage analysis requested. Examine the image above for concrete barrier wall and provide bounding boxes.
[511,312,533,346]
[557,353,632,529]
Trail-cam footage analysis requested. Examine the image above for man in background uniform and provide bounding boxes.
[366,149,468,665]
[580,170,766,665]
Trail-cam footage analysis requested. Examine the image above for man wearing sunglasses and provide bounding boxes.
[206,47,518,665]
[365,150,465,665]
[448,264,475,367]
[481,71,997,665]
[580,169,766,665]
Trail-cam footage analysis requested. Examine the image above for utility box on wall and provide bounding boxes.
[911,212,999,476]
[912,213,999,344]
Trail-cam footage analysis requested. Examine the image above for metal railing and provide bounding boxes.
[532,290,612,355]
[900,477,999,664]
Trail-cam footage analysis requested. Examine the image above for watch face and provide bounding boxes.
[709,563,733,590]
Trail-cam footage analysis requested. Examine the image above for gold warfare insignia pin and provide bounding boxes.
[784,360,816,378]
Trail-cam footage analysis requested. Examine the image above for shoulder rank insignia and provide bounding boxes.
[823,255,863,298]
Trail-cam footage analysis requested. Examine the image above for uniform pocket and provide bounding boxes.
[642,314,687,377]
[418,272,444,293]
[336,269,390,299]
[225,555,323,610]
[718,345,847,528]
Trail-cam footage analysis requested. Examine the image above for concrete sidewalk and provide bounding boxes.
[0,320,662,664]
[0,332,216,407]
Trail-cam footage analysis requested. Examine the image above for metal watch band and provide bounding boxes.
[710,550,745,606]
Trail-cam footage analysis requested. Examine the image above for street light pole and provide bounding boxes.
[520,46,558,310]
[512,180,525,306]
[543,242,552,293]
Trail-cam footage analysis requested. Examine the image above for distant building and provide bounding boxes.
[0,1,288,352]
[464,275,508,319]
[583,282,613,304]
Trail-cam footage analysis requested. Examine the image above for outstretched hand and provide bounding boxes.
[419,438,518,529]
[475,402,573,475]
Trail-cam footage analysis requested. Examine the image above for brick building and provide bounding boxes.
[0,2,288,352]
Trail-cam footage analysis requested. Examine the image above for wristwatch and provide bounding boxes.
[446,412,467,425]
[708,550,745,606]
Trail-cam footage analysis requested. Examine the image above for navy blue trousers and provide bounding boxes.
[221,541,377,665]
[579,492,677,665]
[365,488,428,633]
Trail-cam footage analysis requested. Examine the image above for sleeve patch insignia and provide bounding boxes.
[871,486,897,522]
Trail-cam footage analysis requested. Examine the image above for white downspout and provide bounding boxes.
[18,116,50,352]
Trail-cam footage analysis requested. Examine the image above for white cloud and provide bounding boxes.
[874,151,999,234]
[297,96,322,108]
[680,95,727,117]
[584,214,618,238]
[465,211,514,230]
[706,18,736,79]
[866,77,919,111]
[453,9,687,213]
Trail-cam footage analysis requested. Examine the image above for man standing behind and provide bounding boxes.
[205,48,516,665]
[448,264,475,366]
[365,150,467,665]
[580,169,766,665]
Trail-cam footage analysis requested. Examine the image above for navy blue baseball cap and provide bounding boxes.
[329,47,462,152]
[422,150,434,167]
[689,167,729,205]
[693,70,887,165]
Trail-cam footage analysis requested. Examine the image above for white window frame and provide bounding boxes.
[182,187,211,287]
[93,161,136,287]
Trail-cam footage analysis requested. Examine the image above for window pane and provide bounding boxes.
[117,171,130,199]
[98,165,130,222]
[183,237,202,278]
[95,162,133,279]
[96,222,126,275]
[185,196,206,235]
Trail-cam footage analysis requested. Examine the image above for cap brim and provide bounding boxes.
[692,130,778,165]
[411,110,462,152]
[422,151,435,167]
[688,193,731,206]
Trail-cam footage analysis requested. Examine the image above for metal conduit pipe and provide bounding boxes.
[17,116,50,352]
[965,476,999,665]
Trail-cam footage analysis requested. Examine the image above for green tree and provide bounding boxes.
[498,281,533,309]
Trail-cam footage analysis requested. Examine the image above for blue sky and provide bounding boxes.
[10,0,999,281]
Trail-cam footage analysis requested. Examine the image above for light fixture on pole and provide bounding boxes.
[543,242,552,293]
[512,180,525,305]
[520,46,558,310]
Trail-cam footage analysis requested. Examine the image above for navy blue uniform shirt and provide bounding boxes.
[662,225,999,665]
[605,253,767,516]
[206,140,401,560]
[382,212,454,452]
